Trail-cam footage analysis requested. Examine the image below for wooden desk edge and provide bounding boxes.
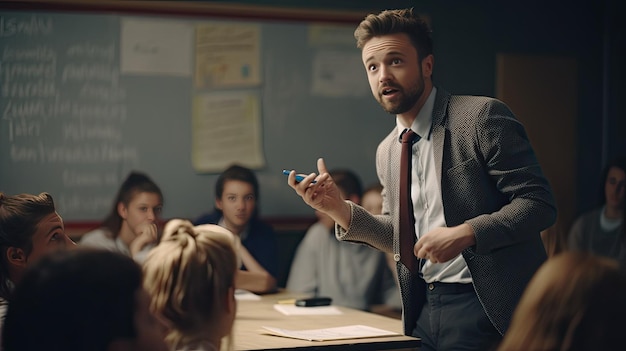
[235,291,420,350]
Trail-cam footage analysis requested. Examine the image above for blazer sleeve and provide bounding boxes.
[456,98,557,254]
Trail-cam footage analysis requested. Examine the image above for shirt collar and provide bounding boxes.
[218,216,249,241]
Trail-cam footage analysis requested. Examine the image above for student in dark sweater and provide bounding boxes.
[194,164,278,293]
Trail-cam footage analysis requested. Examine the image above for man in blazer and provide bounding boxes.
[287,8,556,351]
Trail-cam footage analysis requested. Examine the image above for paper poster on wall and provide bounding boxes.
[195,23,261,88]
[191,91,265,172]
[120,18,193,76]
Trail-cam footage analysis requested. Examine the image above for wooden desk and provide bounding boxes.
[234,292,420,350]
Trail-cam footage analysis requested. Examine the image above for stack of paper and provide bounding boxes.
[273,304,342,316]
[261,325,399,341]
[234,289,261,301]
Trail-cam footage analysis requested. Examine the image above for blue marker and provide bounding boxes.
[283,169,317,184]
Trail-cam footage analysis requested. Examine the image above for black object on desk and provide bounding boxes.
[295,297,332,307]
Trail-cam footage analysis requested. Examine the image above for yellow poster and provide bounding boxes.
[191,91,265,172]
[195,23,261,88]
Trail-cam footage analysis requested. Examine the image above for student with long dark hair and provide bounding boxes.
[80,171,163,262]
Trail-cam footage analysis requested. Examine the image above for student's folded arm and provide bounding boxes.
[236,245,276,293]
[235,270,276,294]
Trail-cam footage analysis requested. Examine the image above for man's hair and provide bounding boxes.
[143,219,238,349]
[1,249,143,351]
[0,192,56,299]
[330,169,363,199]
[354,8,433,62]
[102,171,163,236]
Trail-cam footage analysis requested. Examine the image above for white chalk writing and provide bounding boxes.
[0,16,53,37]
[1,15,136,220]
[56,193,112,216]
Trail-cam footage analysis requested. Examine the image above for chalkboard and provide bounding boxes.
[0,9,392,221]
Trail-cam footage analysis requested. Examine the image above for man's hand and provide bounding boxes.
[414,223,476,263]
[287,158,351,229]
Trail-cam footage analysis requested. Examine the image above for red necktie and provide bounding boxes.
[399,128,419,274]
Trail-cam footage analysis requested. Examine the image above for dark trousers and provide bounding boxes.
[411,282,501,351]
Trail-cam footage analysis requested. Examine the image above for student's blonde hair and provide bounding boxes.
[498,252,626,351]
[143,219,239,349]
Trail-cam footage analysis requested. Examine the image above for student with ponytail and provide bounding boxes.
[142,219,239,351]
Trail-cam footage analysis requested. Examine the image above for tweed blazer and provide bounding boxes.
[336,88,556,335]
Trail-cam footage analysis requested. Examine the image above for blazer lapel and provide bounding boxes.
[431,88,451,184]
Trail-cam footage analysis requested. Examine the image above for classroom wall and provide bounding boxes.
[211,0,625,228]
[1,0,623,233]
[0,5,389,222]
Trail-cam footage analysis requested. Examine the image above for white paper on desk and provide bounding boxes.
[273,304,342,316]
[235,289,261,301]
[261,325,399,341]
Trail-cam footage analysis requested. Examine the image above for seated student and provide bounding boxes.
[143,219,238,351]
[1,249,168,351]
[568,157,625,267]
[362,183,384,216]
[0,192,75,331]
[80,171,163,263]
[194,164,277,293]
[497,251,626,351]
[287,170,401,312]
[362,183,402,318]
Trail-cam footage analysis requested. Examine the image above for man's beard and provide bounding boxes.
[377,79,425,115]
